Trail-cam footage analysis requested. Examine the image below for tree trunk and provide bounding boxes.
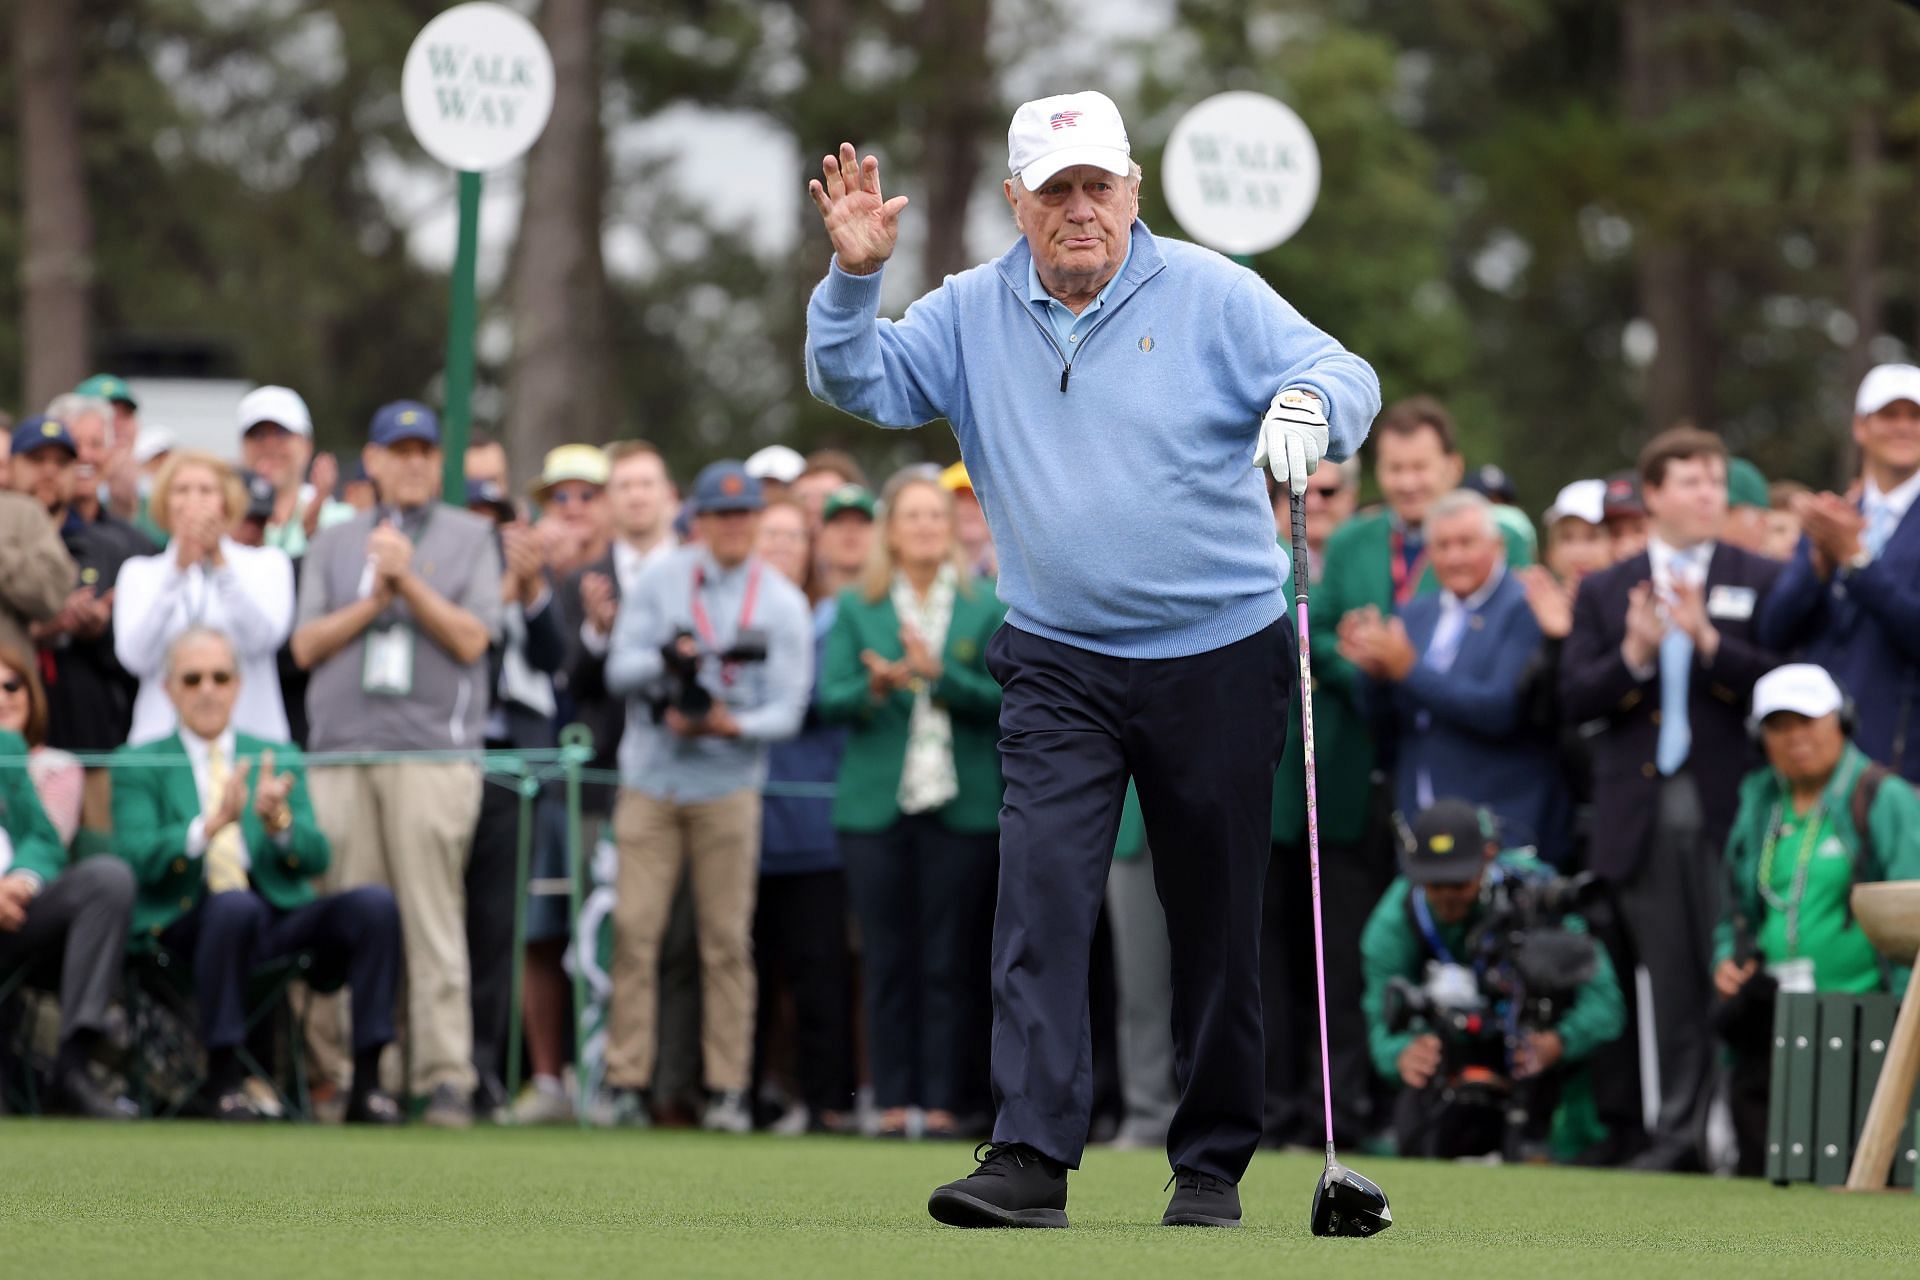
[503,0,616,484]
[917,0,993,284]
[15,0,94,410]
[1622,0,1715,432]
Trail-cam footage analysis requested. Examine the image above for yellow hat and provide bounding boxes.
[531,444,611,498]
[939,462,973,494]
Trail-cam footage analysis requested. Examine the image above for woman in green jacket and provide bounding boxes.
[820,471,1006,1139]
[1713,664,1920,1175]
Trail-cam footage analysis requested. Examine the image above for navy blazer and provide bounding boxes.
[1755,499,1920,781]
[1372,572,1571,863]
[1559,543,1782,881]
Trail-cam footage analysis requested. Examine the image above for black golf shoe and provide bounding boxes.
[1161,1167,1242,1227]
[928,1142,1069,1228]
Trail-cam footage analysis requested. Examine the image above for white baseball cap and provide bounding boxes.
[131,424,178,466]
[1007,90,1131,192]
[237,385,313,438]
[745,444,806,485]
[1544,478,1607,528]
[1855,363,1920,416]
[1752,664,1845,723]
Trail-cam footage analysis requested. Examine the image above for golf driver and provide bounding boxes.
[1290,491,1394,1239]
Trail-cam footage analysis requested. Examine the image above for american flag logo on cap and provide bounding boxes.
[1049,110,1082,131]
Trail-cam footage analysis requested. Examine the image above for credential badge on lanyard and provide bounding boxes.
[690,561,762,687]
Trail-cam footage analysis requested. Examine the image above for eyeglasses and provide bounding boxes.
[545,488,602,506]
[179,670,235,688]
[0,678,22,695]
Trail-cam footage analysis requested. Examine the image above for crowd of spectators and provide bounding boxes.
[0,364,1917,1178]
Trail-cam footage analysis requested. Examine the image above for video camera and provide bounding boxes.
[650,627,769,721]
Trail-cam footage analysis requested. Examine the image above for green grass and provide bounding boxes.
[0,1122,1911,1279]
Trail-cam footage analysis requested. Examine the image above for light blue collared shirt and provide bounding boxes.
[1027,238,1134,354]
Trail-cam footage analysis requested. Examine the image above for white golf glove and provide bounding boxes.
[1255,387,1329,497]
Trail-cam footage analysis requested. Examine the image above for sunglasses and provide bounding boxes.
[0,677,22,695]
[179,670,235,689]
[1306,483,1347,499]
[545,488,602,506]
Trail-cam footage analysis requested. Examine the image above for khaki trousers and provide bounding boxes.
[306,760,483,1094]
[607,787,760,1093]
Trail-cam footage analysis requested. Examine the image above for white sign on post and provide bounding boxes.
[402,3,555,173]
[1162,92,1321,257]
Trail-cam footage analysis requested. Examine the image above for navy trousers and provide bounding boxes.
[986,618,1291,1179]
[161,886,401,1054]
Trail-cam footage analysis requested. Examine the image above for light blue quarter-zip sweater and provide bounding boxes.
[805,219,1380,659]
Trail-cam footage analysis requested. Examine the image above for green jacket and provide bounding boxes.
[0,729,68,886]
[1359,851,1625,1082]
[110,732,331,941]
[1275,509,1534,846]
[1713,743,1920,994]
[818,582,1007,835]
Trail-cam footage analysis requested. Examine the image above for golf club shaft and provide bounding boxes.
[1289,490,1337,1155]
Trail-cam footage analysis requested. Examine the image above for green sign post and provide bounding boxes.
[401,2,554,505]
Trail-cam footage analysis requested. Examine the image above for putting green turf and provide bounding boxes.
[1,1122,1911,1279]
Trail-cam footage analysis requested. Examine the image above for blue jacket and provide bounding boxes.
[1756,505,1920,782]
[805,220,1379,659]
[761,599,845,876]
[1371,571,1570,862]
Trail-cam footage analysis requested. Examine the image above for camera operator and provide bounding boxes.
[1712,664,1920,1176]
[602,460,813,1133]
[1361,799,1625,1161]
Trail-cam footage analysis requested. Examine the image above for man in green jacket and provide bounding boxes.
[1712,663,1920,1173]
[1269,397,1533,1143]
[0,727,137,1117]
[111,626,403,1123]
[1360,799,1624,1160]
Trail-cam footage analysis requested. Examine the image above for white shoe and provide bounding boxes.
[701,1090,753,1133]
[510,1080,575,1126]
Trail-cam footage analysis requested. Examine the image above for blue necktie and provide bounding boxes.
[1864,496,1898,560]
[1656,626,1693,775]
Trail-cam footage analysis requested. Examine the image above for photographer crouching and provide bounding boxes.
[1361,799,1626,1162]
[1713,664,1920,1176]
[603,460,814,1132]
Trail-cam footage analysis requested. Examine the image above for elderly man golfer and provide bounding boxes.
[806,91,1380,1228]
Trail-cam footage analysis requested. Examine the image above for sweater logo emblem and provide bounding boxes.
[1138,333,1154,353]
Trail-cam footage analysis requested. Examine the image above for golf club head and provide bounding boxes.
[1309,1154,1392,1238]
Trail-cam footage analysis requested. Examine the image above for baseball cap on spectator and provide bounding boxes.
[1463,463,1517,506]
[1603,469,1644,518]
[1545,479,1607,528]
[691,460,764,514]
[1398,799,1496,885]
[939,462,974,494]
[132,424,178,466]
[530,444,610,500]
[236,468,277,523]
[823,484,877,522]
[1008,90,1131,192]
[467,478,517,522]
[745,445,807,485]
[1752,663,1845,725]
[1727,458,1769,510]
[1855,363,1920,416]
[12,416,78,459]
[368,400,439,447]
[75,373,137,408]
[238,385,313,438]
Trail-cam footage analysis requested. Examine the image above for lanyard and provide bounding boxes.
[1410,888,1459,967]
[1389,530,1429,607]
[1757,754,1863,954]
[690,560,761,684]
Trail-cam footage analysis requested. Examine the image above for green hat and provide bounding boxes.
[822,484,876,522]
[1727,457,1768,510]
[74,373,136,407]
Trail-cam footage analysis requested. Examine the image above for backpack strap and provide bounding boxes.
[1849,763,1892,895]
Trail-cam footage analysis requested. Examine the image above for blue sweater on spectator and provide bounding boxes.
[806,219,1380,659]
[1757,507,1920,783]
[761,599,846,877]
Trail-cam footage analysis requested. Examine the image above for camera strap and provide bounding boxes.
[690,560,762,686]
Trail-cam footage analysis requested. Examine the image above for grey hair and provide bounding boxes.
[164,626,238,681]
[1423,488,1499,544]
[43,393,116,446]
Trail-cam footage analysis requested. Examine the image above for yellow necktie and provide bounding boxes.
[205,743,249,894]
